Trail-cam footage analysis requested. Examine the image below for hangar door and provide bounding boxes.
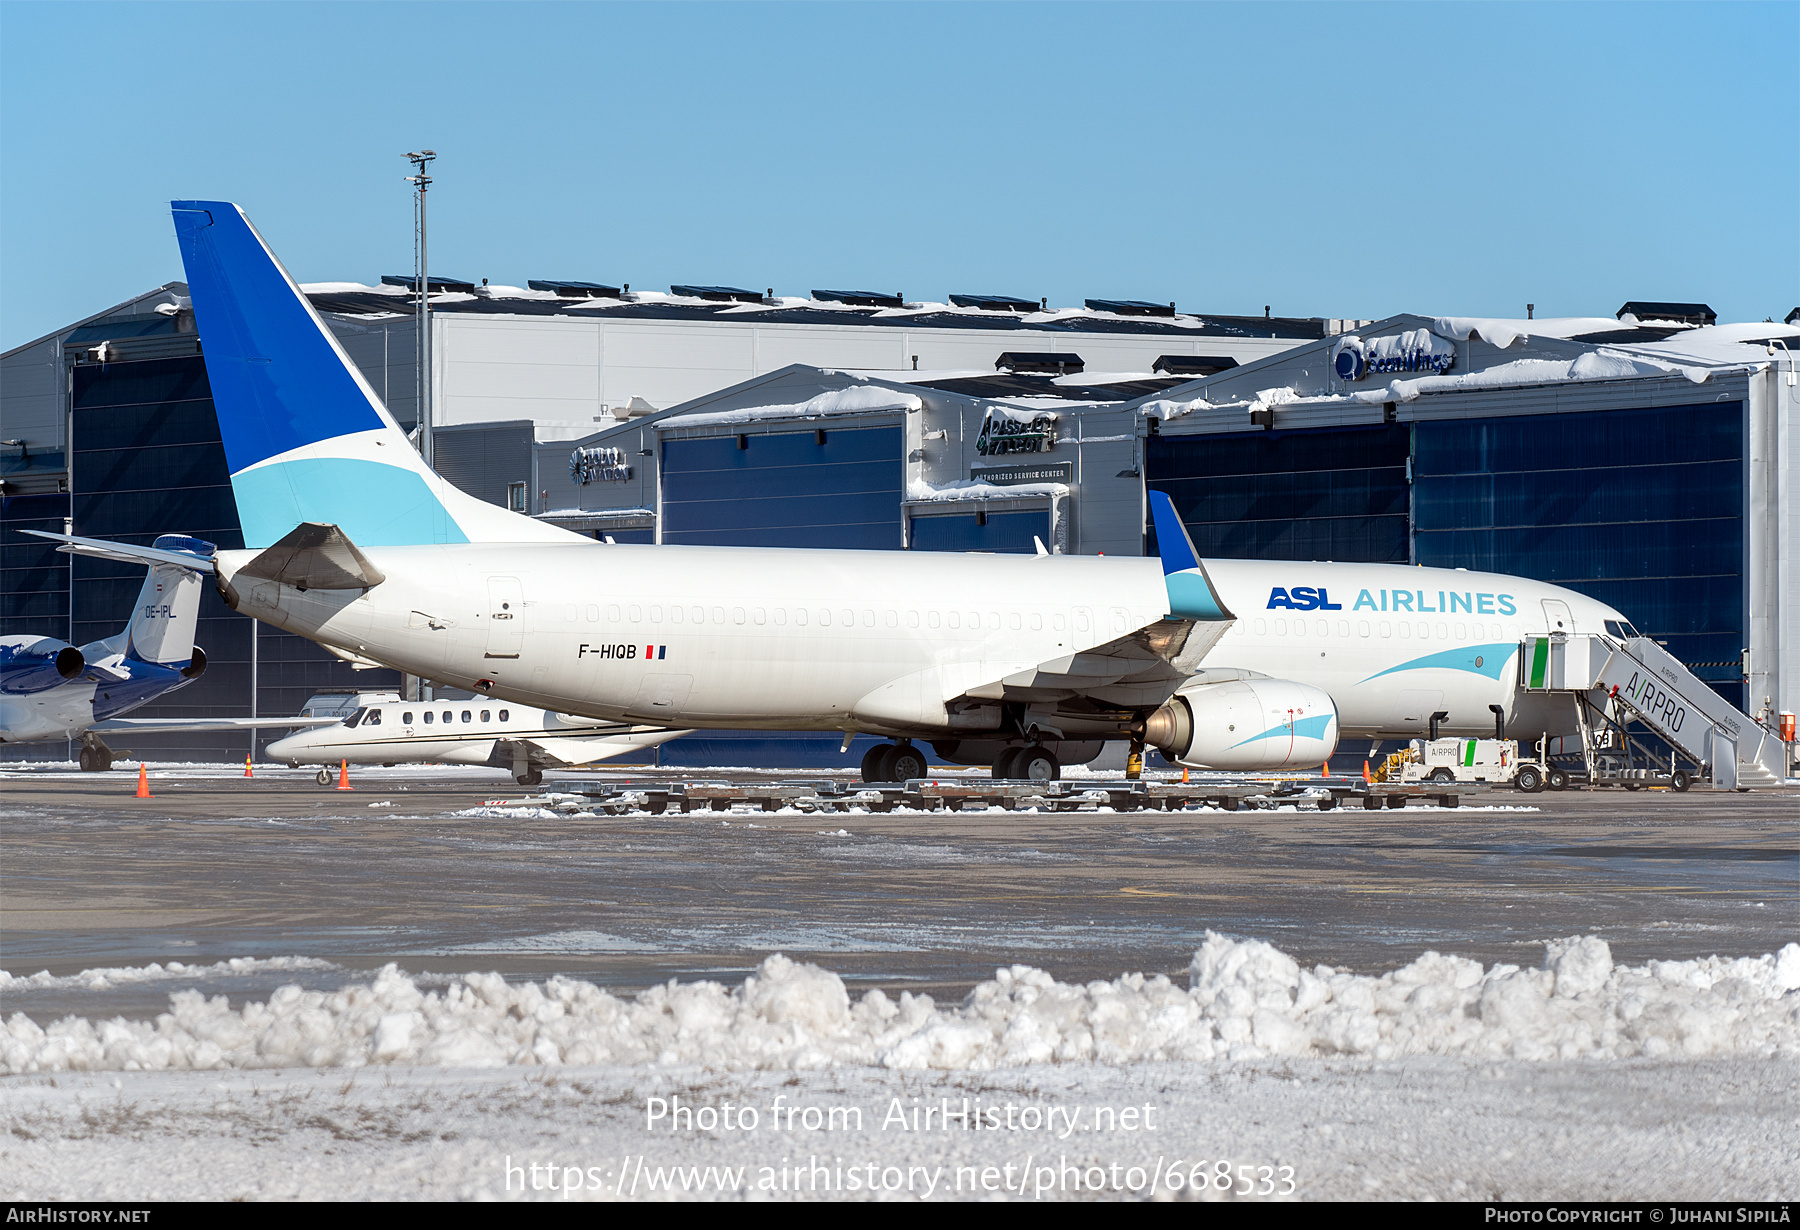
[660,426,902,550]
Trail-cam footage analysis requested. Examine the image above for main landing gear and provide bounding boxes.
[859,741,928,784]
[993,745,1060,782]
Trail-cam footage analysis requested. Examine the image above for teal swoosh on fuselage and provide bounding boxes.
[1357,643,1519,685]
[1229,713,1334,749]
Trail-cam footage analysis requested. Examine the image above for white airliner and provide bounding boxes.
[2,534,333,768]
[264,698,688,786]
[32,199,1646,785]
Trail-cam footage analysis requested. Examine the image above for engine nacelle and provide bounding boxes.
[0,639,85,696]
[1146,676,1339,770]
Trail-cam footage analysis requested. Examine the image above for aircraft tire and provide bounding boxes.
[516,769,543,787]
[889,744,928,782]
[991,747,1023,780]
[859,743,890,783]
[79,747,111,772]
[316,768,333,786]
[1016,746,1060,782]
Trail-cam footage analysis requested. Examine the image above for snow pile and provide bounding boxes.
[659,385,921,429]
[1137,396,1208,420]
[1363,349,1711,403]
[1430,316,1637,348]
[906,477,1069,503]
[6,936,1797,1075]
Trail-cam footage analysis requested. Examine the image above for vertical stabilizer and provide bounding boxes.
[170,200,579,549]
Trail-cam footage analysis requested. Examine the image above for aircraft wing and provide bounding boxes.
[87,716,342,734]
[503,729,691,767]
[958,616,1234,709]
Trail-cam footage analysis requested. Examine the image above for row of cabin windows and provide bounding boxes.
[1234,619,1526,643]
[346,708,512,727]
[553,603,1122,635]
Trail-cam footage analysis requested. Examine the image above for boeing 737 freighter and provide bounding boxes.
[33,200,1643,784]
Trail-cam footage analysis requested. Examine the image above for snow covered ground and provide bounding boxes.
[3,935,1796,1200]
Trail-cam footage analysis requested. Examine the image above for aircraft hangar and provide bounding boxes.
[3,280,1795,768]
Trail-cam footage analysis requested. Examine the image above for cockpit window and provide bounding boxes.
[364,709,382,725]
[343,707,366,728]
[1605,619,1640,639]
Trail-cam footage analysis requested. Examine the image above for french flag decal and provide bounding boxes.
[646,645,667,660]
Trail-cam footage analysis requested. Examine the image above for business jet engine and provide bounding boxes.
[1143,672,1338,770]
[0,639,85,695]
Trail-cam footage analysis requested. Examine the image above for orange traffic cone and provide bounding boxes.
[336,759,353,790]
[1363,760,1373,783]
[244,754,254,778]
[135,763,151,798]
[1323,761,1331,778]
[1181,767,1190,783]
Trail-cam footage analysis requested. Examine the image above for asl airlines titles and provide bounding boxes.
[1266,586,1519,616]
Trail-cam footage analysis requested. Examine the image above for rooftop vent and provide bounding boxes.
[1617,301,1715,326]
[528,280,621,298]
[1085,298,1175,317]
[813,289,904,308]
[996,351,1085,375]
[1153,355,1239,376]
[1785,307,1799,326]
[949,293,1038,313]
[382,275,477,294]
[670,284,763,303]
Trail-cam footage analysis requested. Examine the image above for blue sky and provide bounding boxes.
[3,1,1794,348]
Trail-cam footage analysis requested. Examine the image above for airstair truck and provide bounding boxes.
[1516,632,1787,791]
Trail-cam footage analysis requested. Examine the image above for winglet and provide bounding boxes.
[1148,490,1233,621]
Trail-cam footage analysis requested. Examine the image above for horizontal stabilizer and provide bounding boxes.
[238,523,386,591]
[21,530,215,574]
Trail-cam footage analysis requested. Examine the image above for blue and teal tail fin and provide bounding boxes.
[171,200,575,549]
[1148,489,1232,621]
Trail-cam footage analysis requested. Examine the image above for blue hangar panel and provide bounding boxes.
[1412,403,1744,708]
[909,510,1044,554]
[1146,424,1411,563]
[660,426,902,549]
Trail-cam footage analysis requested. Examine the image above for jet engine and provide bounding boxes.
[1144,675,1338,770]
[0,639,85,695]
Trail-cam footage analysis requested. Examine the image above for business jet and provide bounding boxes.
[265,697,688,786]
[2,534,333,767]
[42,199,1644,785]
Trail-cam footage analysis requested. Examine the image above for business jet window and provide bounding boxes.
[402,711,414,724]
[365,710,381,725]
[499,709,510,721]
[462,710,472,722]
[423,712,433,724]
[480,710,490,722]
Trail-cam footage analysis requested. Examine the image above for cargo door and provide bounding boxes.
[486,576,524,658]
